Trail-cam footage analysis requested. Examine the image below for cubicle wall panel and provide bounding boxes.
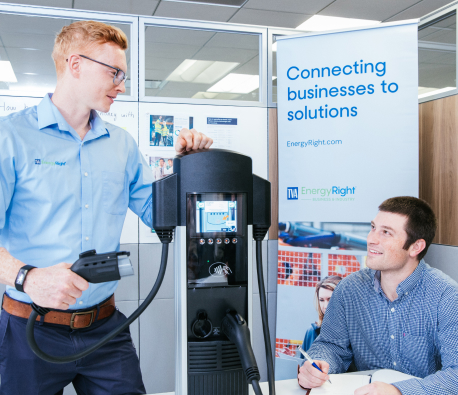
[268,108,278,239]
[419,94,458,245]
[267,239,278,294]
[139,243,175,300]
[139,298,176,394]
[425,243,458,282]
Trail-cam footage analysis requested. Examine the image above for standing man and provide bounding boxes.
[154,158,166,180]
[298,196,458,394]
[161,121,169,146]
[153,116,163,146]
[164,158,174,175]
[0,21,212,394]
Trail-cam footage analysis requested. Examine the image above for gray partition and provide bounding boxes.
[139,243,175,300]
[425,243,458,282]
[139,297,175,394]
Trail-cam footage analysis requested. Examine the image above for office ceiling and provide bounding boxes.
[0,0,455,27]
[0,0,454,99]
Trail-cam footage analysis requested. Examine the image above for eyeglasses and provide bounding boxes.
[67,54,127,86]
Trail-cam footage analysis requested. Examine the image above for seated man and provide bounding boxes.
[298,196,458,395]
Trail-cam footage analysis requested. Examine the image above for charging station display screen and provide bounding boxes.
[196,201,237,233]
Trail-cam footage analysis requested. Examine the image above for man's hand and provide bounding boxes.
[23,263,89,310]
[175,128,213,154]
[298,360,330,389]
[354,382,402,395]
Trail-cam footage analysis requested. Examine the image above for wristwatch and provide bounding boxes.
[14,265,36,293]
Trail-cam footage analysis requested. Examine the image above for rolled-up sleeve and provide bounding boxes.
[392,285,458,394]
[0,122,16,234]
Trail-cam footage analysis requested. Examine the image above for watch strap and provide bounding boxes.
[14,265,36,293]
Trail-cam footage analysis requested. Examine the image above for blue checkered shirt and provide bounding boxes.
[307,260,458,394]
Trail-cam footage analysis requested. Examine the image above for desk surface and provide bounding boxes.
[151,371,376,395]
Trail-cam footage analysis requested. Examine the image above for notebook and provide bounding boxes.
[310,369,417,395]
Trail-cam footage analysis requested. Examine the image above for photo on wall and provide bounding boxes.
[144,154,174,181]
[275,221,370,380]
[150,115,174,147]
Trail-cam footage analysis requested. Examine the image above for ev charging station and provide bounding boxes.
[154,149,273,395]
[26,149,274,395]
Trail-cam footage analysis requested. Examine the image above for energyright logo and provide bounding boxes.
[301,186,356,197]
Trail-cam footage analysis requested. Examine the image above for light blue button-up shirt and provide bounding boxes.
[0,94,153,309]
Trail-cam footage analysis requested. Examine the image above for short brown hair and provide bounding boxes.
[378,196,437,261]
[52,20,128,76]
[314,276,342,326]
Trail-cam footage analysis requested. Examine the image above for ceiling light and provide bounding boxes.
[192,91,219,99]
[207,74,276,94]
[166,59,239,84]
[208,74,259,94]
[296,15,380,32]
[0,61,17,82]
[418,87,455,99]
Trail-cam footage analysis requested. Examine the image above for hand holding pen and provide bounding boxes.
[297,346,332,388]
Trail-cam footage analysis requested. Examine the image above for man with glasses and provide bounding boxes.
[0,20,212,394]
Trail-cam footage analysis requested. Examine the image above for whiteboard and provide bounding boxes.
[138,103,268,243]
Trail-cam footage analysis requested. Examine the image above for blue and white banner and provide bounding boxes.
[278,21,419,222]
[275,21,419,380]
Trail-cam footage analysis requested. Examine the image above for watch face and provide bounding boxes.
[17,271,26,285]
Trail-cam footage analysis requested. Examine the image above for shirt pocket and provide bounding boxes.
[102,171,128,215]
[401,333,435,376]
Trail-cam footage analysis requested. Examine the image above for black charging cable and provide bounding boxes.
[26,229,174,364]
[253,225,276,395]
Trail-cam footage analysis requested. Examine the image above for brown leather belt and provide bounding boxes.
[2,293,115,330]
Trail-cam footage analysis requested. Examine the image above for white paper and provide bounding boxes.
[311,374,370,395]
[371,369,417,384]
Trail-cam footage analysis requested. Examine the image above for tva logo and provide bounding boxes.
[287,187,298,200]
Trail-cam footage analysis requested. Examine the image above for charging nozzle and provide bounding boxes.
[70,250,133,283]
[221,310,261,383]
[117,255,134,277]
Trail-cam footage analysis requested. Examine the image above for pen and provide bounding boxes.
[297,346,332,384]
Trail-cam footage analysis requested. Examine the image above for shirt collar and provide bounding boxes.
[372,259,426,296]
[37,93,109,141]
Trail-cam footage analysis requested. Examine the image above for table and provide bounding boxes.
[151,371,376,395]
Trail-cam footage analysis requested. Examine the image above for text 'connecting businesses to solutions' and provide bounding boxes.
[285,59,400,122]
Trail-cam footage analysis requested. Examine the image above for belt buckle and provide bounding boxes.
[70,310,95,330]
